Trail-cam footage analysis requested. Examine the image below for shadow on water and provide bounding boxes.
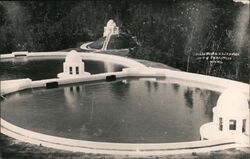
[143,80,159,93]
[84,60,105,74]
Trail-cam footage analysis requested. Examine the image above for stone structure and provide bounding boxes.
[81,19,136,52]
[200,88,249,144]
[103,19,119,37]
[57,50,90,78]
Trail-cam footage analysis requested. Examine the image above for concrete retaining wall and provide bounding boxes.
[1,119,242,156]
[0,52,249,156]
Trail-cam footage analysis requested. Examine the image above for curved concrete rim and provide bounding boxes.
[0,51,146,68]
[0,52,249,156]
[0,118,244,156]
[80,42,97,51]
[80,41,131,52]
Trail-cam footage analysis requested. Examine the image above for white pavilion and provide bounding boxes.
[103,19,119,37]
[200,88,249,145]
[57,50,90,78]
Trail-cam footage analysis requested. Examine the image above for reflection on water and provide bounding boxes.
[172,83,180,93]
[153,82,159,92]
[184,88,194,109]
[104,62,115,72]
[64,86,85,108]
[145,81,152,93]
[110,81,130,98]
[0,57,125,80]
[1,79,220,143]
[198,89,219,120]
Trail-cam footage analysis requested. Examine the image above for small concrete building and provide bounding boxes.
[83,19,136,51]
[103,19,119,37]
[200,88,249,145]
[57,50,90,78]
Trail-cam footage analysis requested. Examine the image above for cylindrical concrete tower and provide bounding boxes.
[200,88,249,144]
[57,50,90,78]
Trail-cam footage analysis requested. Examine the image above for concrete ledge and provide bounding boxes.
[0,54,15,59]
[0,79,32,95]
[0,118,242,156]
[12,51,29,57]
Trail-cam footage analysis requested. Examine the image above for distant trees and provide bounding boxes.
[0,0,248,83]
[127,0,249,83]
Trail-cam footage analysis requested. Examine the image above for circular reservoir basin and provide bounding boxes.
[1,78,220,143]
[0,56,125,81]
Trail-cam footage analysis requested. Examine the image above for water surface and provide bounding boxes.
[1,79,220,143]
[0,56,125,80]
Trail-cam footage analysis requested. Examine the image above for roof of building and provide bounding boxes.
[65,50,82,63]
[106,19,117,27]
[215,88,249,116]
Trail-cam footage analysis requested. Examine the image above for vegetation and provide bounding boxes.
[0,0,249,82]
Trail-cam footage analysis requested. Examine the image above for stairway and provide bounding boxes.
[101,33,111,51]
